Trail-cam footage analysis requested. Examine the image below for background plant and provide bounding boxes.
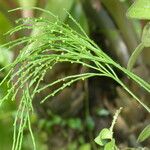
[95,1,150,149]
[0,0,150,150]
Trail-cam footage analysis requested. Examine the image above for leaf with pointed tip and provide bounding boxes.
[142,22,150,47]
[127,0,150,20]
[138,124,150,142]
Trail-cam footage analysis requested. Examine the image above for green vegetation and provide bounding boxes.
[0,0,150,150]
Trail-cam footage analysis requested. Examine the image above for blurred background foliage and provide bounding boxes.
[0,0,150,150]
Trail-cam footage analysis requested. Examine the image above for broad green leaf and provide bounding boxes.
[138,124,150,142]
[142,22,150,47]
[104,139,115,150]
[127,0,150,20]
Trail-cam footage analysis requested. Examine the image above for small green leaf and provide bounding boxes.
[127,43,144,71]
[94,128,113,146]
[138,124,150,142]
[86,116,95,130]
[100,128,113,140]
[104,139,115,150]
[94,135,106,146]
[127,22,150,71]
[67,118,82,130]
[96,108,110,117]
[127,0,150,20]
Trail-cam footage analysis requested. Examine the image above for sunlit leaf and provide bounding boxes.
[138,124,150,142]
[127,0,150,19]
[100,128,113,140]
[94,135,105,146]
[94,128,113,146]
[104,139,115,150]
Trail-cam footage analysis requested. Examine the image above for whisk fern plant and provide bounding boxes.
[0,7,150,150]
